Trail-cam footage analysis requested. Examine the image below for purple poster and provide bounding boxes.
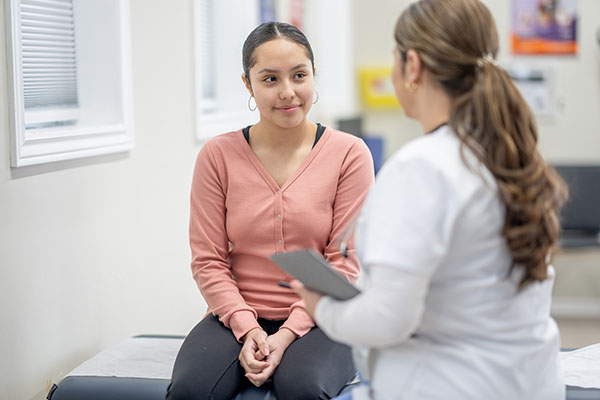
[512,0,578,54]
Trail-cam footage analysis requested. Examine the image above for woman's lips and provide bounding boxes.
[276,105,300,113]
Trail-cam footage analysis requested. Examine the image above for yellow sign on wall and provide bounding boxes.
[359,67,400,109]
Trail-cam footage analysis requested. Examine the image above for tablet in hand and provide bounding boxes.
[270,249,360,300]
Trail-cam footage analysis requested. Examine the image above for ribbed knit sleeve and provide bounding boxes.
[189,140,261,341]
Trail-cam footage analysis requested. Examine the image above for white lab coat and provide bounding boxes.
[316,126,564,400]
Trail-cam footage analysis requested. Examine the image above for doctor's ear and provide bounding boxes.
[404,49,423,84]
[241,74,253,95]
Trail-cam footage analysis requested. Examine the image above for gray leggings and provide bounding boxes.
[167,315,355,400]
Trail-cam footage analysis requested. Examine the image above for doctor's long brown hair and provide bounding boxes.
[395,0,567,289]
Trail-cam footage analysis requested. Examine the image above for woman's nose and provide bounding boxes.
[279,80,295,100]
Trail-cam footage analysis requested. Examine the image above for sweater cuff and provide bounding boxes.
[280,306,315,338]
[229,310,261,342]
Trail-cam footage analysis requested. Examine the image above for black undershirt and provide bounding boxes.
[243,123,326,148]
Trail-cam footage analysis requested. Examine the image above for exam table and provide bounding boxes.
[46,335,598,400]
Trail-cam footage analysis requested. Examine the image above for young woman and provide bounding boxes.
[167,22,374,400]
[293,1,568,399]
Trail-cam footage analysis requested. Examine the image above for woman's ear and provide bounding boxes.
[241,74,253,96]
[404,49,422,85]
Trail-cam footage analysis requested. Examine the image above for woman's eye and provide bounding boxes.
[263,76,276,83]
[294,72,306,79]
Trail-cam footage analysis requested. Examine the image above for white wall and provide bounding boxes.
[351,0,423,158]
[353,0,600,163]
[0,1,206,399]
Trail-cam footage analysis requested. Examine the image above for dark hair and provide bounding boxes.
[242,22,315,83]
[394,0,568,289]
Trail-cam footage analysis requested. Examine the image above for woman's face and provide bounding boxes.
[246,38,314,130]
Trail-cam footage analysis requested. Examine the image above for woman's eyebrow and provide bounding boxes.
[256,63,309,74]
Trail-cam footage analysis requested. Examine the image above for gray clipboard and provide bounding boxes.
[270,249,361,300]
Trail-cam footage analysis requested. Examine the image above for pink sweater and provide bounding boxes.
[189,127,374,340]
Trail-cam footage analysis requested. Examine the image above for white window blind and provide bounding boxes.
[21,0,79,128]
[196,0,216,114]
[193,0,258,140]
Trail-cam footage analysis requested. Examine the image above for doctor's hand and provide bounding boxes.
[239,328,270,386]
[244,328,297,387]
[290,280,323,320]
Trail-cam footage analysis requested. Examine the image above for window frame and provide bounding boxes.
[5,0,134,167]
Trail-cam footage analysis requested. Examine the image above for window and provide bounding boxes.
[193,0,259,141]
[5,0,134,167]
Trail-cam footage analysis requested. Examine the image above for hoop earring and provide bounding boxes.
[313,89,319,104]
[248,95,257,111]
[404,81,418,93]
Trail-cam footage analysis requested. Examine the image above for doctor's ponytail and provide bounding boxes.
[394,0,567,289]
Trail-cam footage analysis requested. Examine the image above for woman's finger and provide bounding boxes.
[254,335,269,359]
[245,370,270,387]
[239,343,268,373]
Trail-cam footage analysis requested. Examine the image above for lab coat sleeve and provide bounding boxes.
[315,264,429,348]
[315,155,457,347]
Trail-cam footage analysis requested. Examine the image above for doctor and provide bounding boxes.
[293,0,568,399]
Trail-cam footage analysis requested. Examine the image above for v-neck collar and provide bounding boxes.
[237,126,331,193]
